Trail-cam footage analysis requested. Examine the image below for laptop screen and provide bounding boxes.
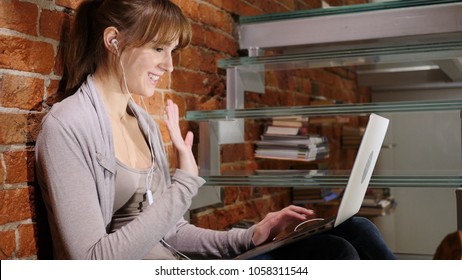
[334,113,389,227]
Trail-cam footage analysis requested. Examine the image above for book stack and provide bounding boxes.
[255,134,330,162]
[292,187,340,205]
[265,116,309,136]
[358,188,397,217]
[255,117,330,162]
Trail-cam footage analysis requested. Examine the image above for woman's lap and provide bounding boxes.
[250,217,396,260]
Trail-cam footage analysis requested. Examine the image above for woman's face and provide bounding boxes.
[120,40,178,97]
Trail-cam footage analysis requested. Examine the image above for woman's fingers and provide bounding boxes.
[184,131,194,148]
[252,205,317,246]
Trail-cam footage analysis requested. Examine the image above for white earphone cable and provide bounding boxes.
[116,46,190,260]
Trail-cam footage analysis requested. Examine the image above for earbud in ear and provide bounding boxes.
[110,38,119,49]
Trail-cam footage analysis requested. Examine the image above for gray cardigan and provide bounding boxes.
[35,75,254,259]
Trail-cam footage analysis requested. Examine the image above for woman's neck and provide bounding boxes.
[93,71,153,169]
[93,71,132,120]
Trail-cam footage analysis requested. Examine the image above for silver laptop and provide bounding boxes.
[235,113,389,259]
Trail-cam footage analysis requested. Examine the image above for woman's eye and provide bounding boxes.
[155,48,163,52]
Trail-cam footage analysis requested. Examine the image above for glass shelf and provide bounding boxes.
[218,40,462,70]
[186,99,462,121]
[239,0,460,24]
[191,1,462,191]
[201,170,462,188]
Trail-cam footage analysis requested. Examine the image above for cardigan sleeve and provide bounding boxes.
[36,113,204,259]
[164,217,256,259]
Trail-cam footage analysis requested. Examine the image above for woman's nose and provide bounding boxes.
[160,53,174,73]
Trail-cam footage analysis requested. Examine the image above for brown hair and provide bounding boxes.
[65,0,191,93]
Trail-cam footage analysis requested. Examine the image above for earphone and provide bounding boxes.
[111,38,119,50]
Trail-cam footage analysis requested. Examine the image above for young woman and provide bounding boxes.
[35,0,396,260]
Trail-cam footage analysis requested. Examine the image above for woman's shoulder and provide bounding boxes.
[42,90,97,132]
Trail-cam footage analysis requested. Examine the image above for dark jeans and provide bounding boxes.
[250,216,396,260]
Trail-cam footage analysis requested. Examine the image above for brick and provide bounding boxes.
[0,112,43,145]
[156,72,171,90]
[253,197,273,215]
[293,91,311,105]
[56,0,81,9]
[0,0,39,36]
[0,230,15,260]
[306,0,323,9]
[238,187,252,201]
[0,113,27,145]
[190,23,206,47]
[143,91,164,115]
[243,201,260,220]
[227,205,247,225]
[204,29,237,55]
[178,47,217,73]
[3,150,35,184]
[192,26,221,52]
[220,160,257,175]
[191,211,220,229]
[221,143,248,163]
[17,224,37,258]
[325,0,343,6]
[173,0,197,20]
[0,75,44,111]
[0,188,33,225]
[26,112,46,144]
[177,0,235,37]
[0,35,55,74]
[259,88,286,107]
[247,0,288,13]
[245,119,262,140]
[40,9,68,41]
[190,213,208,229]
[212,208,238,229]
[197,4,234,35]
[171,69,209,95]
[54,42,66,77]
[212,9,234,35]
[278,0,296,10]
[46,79,66,106]
[224,187,253,205]
[223,187,239,205]
[204,0,261,16]
[185,94,225,111]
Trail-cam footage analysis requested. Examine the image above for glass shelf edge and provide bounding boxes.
[202,175,462,188]
[218,40,462,69]
[186,99,462,121]
[239,0,460,24]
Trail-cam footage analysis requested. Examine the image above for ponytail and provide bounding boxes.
[65,0,103,93]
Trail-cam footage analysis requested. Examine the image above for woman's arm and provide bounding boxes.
[36,112,203,259]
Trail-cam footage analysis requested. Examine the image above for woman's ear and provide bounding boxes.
[103,26,120,55]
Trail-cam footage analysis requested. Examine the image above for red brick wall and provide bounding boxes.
[0,0,367,259]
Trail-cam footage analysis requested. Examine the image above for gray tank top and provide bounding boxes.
[110,159,179,259]
[110,159,164,230]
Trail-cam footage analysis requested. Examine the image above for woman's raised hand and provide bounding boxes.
[164,99,198,176]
